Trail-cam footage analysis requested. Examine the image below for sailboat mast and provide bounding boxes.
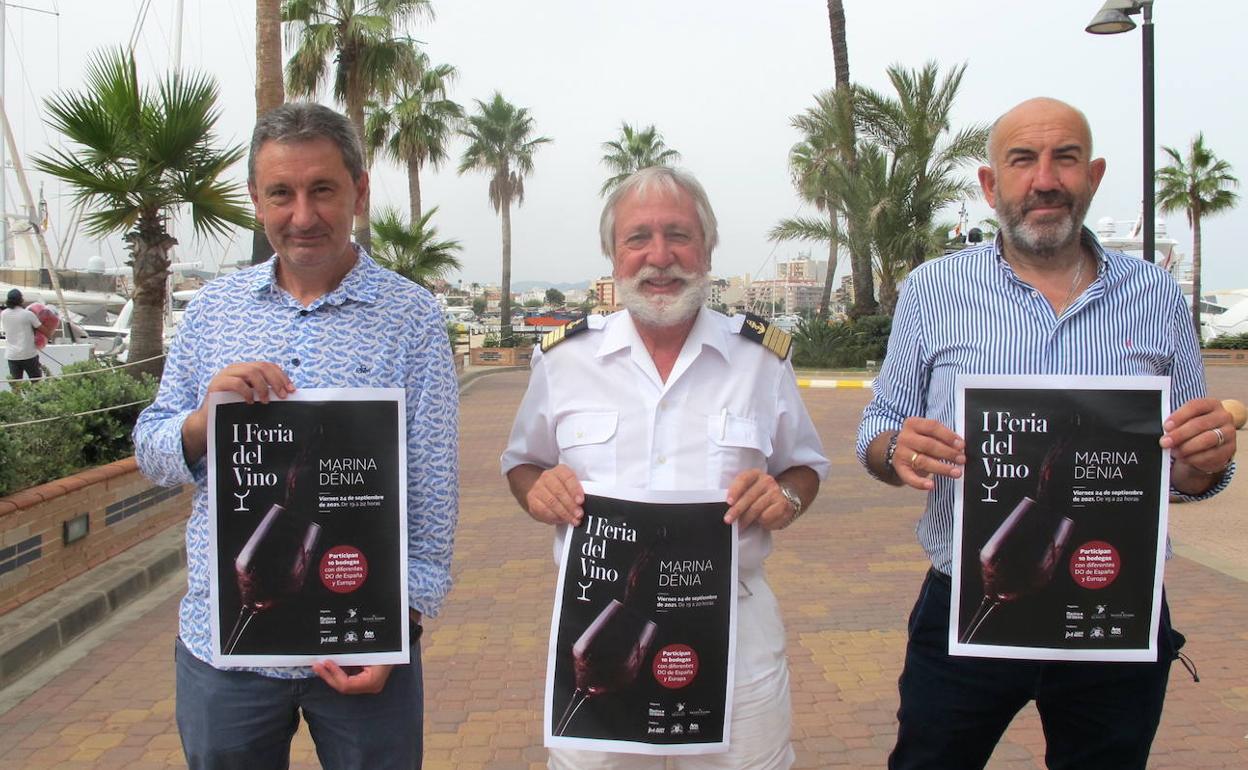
[1,0,7,265]
[0,94,75,338]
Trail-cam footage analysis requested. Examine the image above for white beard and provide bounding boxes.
[616,265,710,328]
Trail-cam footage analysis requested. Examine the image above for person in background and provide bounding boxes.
[2,288,43,383]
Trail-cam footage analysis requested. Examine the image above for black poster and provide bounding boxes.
[545,485,737,755]
[207,388,408,666]
[953,375,1169,662]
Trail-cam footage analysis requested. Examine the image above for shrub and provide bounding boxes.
[791,314,892,369]
[1205,332,1248,349]
[0,361,157,496]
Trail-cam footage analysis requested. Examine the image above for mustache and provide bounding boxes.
[1023,191,1074,212]
[631,264,704,282]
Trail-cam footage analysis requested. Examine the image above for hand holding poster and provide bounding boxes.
[952,375,1170,662]
[207,388,409,667]
[545,483,738,755]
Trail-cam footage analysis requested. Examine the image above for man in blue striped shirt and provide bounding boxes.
[857,97,1236,769]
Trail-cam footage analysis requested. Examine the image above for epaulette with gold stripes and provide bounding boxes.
[738,313,792,359]
[540,317,591,352]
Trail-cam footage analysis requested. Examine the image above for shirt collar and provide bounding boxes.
[247,244,381,307]
[992,226,1110,282]
[595,306,730,361]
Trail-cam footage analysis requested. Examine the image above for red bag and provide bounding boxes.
[26,302,60,349]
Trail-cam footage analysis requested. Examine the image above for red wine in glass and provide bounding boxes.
[223,504,322,654]
[554,599,658,736]
[960,496,1075,644]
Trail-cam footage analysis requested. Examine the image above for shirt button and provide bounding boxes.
[290,357,301,367]
[657,455,666,465]
[575,431,584,439]
[299,309,310,317]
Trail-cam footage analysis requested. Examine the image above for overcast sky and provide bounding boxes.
[5,0,1246,291]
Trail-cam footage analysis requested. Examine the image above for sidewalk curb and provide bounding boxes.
[0,363,522,694]
[0,525,186,692]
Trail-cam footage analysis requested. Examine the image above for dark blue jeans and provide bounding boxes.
[175,628,423,770]
[890,569,1175,770]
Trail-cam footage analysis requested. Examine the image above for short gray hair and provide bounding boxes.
[248,102,366,184]
[599,167,719,261]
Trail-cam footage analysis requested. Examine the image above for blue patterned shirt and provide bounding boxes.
[857,230,1231,574]
[134,250,458,677]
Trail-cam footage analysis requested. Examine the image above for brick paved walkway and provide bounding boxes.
[1,369,1245,769]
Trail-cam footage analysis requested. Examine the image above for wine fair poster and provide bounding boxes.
[951,375,1170,662]
[206,388,409,667]
[544,484,738,756]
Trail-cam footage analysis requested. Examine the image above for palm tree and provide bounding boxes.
[283,0,430,250]
[599,123,681,195]
[458,92,552,340]
[781,98,878,320]
[364,53,462,224]
[1156,133,1240,338]
[854,61,988,271]
[253,0,285,264]
[34,48,252,378]
[370,206,462,289]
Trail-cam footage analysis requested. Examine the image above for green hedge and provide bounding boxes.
[0,361,157,497]
[1204,333,1248,350]
[791,314,892,369]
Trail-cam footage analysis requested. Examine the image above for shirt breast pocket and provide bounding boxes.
[707,414,772,486]
[556,411,619,481]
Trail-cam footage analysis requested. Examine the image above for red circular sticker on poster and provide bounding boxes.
[1069,541,1120,589]
[320,545,368,593]
[652,644,699,689]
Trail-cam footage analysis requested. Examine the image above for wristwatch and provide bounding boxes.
[778,483,803,524]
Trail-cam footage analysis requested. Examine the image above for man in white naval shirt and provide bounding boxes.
[501,166,829,770]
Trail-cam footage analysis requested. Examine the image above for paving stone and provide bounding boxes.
[0,369,1246,768]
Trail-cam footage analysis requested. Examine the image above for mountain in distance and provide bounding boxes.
[510,279,593,293]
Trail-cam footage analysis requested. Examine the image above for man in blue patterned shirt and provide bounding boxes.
[857,97,1236,769]
[134,103,458,770]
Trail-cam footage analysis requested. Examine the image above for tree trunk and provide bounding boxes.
[500,198,513,342]
[827,0,849,88]
[251,0,284,265]
[408,155,423,225]
[826,0,877,318]
[1191,211,1203,341]
[346,84,371,252]
[127,215,176,379]
[817,213,837,320]
[878,275,899,317]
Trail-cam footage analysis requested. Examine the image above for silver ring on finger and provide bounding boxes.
[1212,426,1226,447]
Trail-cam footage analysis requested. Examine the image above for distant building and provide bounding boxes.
[592,276,618,312]
[776,256,827,284]
[747,280,822,314]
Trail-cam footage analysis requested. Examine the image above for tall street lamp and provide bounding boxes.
[1087,1,1155,264]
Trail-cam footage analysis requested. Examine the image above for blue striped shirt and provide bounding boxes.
[856,230,1231,574]
[134,250,459,677]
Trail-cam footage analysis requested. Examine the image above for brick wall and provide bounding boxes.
[0,458,191,614]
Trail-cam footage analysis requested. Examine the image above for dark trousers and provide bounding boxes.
[175,630,424,770]
[7,356,41,380]
[890,569,1175,770]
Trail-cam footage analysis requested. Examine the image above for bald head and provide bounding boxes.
[987,98,1094,168]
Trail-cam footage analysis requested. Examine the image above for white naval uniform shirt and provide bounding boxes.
[501,306,830,575]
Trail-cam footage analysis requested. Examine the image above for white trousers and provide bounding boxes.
[548,573,795,770]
